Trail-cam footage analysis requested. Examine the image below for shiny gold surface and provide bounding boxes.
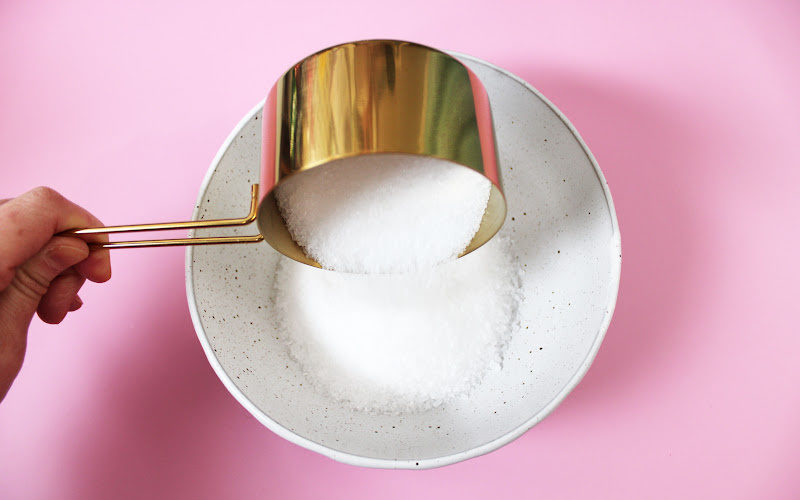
[259,40,505,265]
[95,234,263,249]
[64,185,264,248]
[66,40,505,264]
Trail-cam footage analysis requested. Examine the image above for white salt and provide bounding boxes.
[273,236,521,414]
[274,153,492,274]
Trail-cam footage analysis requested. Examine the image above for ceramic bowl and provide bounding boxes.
[186,53,621,469]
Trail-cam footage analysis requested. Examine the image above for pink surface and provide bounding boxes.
[1,0,798,498]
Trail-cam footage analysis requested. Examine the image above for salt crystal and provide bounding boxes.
[274,153,492,274]
[272,152,519,413]
[273,235,521,414]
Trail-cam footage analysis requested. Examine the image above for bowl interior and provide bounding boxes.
[187,55,620,468]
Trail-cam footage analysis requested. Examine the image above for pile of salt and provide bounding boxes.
[272,153,521,413]
[274,154,492,274]
[273,236,521,413]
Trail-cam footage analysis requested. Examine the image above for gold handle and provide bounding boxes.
[63,184,264,249]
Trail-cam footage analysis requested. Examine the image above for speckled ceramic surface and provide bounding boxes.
[185,54,621,469]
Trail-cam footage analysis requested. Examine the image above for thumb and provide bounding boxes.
[1,236,90,328]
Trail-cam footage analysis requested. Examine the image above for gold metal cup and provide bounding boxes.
[66,40,506,268]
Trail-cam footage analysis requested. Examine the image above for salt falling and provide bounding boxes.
[274,153,492,274]
[272,153,520,413]
[273,235,521,414]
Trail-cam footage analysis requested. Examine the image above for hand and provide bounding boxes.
[0,187,111,402]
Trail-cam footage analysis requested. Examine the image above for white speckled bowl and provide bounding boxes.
[186,54,621,469]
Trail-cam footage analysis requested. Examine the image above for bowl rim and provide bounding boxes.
[185,52,622,470]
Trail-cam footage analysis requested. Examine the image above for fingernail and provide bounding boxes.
[69,296,83,311]
[45,245,88,270]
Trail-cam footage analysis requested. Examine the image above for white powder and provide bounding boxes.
[274,153,492,274]
[273,236,521,414]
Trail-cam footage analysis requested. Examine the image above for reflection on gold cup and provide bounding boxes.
[65,40,506,268]
[259,39,506,267]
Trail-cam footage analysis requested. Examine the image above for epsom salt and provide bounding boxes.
[274,153,492,274]
[272,153,520,413]
[273,236,521,414]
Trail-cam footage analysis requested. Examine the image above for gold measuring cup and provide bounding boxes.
[67,40,507,268]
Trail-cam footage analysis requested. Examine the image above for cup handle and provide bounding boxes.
[60,184,264,249]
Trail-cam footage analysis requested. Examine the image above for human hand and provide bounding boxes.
[0,187,111,402]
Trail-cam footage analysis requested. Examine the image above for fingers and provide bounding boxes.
[74,246,111,284]
[0,236,89,330]
[0,189,107,403]
[69,296,83,311]
[0,187,110,290]
[0,236,90,402]
[37,269,86,324]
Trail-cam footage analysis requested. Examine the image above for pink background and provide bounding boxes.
[1,0,798,498]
